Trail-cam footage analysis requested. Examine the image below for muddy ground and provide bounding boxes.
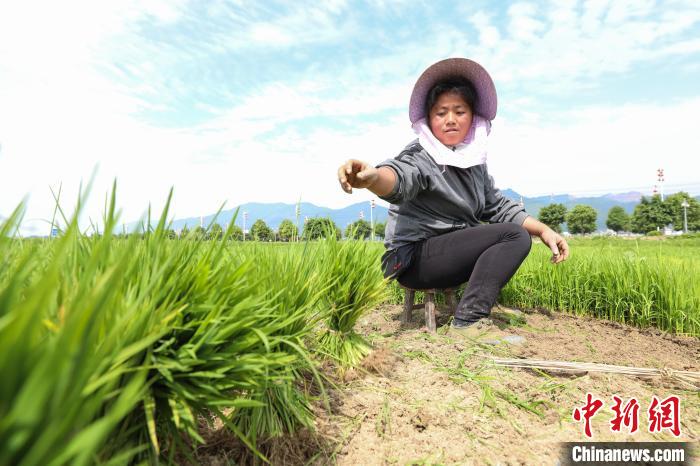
[200,303,699,465]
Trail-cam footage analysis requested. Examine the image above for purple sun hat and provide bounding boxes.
[409,58,497,123]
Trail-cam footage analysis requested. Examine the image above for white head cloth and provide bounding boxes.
[411,114,491,169]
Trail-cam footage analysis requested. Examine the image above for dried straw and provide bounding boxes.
[491,357,700,390]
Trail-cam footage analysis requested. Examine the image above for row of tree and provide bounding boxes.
[538,192,699,234]
[121,192,698,241]
[155,218,388,241]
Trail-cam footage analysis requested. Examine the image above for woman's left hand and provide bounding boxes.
[540,229,569,264]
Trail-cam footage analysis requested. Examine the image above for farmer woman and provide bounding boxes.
[336,58,569,335]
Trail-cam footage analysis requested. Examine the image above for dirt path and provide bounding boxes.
[199,304,699,465]
[316,304,699,465]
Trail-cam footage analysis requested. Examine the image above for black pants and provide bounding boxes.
[397,223,532,324]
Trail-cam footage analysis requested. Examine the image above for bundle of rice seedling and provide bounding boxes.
[316,227,386,369]
[229,241,329,443]
[0,187,324,465]
[0,189,157,466]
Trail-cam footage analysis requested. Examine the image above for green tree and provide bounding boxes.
[250,219,274,241]
[373,221,386,240]
[567,205,597,234]
[208,223,224,241]
[344,219,372,239]
[277,219,298,242]
[192,226,207,240]
[630,195,672,234]
[538,203,567,233]
[664,192,700,232]
[227,224,243,241]
[302,217,341,240]
[166,228,177,240]
[606,206,630,233]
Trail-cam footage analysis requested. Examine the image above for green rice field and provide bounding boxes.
[1,194,698,464]
[383,235,700,337]
[500,236,700,336]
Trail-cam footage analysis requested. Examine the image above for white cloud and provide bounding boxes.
[488,97,700,197]
[507,2,546,42]
[469,11,501,48]
[211,2,356,51]
[469,0,700,90]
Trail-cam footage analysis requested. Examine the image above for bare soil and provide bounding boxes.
[200,304,700,465]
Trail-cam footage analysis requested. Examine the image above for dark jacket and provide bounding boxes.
[376,139,530,278]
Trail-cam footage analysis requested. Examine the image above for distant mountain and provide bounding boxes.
[499,191,636,232]
[603,191,644,203]
[137,191,697,234]
[501,190,697,232]
[169,202,389,232]
[500,188,525,202]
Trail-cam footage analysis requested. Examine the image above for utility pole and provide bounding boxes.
[681,199,689,234]
[370,199,375,241]
[656,168,665,201]
[243,211,248,241]
[295,202,301,242]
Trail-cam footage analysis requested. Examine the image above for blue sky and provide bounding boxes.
[1,0,699,235]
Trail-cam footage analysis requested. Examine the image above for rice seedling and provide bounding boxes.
[375,396,392,438]
[0,186,334,464]
[227,241,330,443]
[0,189,156,466]
[315,229,386,368]
[500,237,700,336]
[378,237,699,336]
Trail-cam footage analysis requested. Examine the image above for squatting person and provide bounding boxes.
[336,57,570,339]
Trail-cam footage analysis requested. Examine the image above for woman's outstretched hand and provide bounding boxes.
[522,217,570,264]
[540,228,569,264]
[337,159,379,194]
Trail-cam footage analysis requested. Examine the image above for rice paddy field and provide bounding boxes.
[388,235,700,337]
[1,198,698,465]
